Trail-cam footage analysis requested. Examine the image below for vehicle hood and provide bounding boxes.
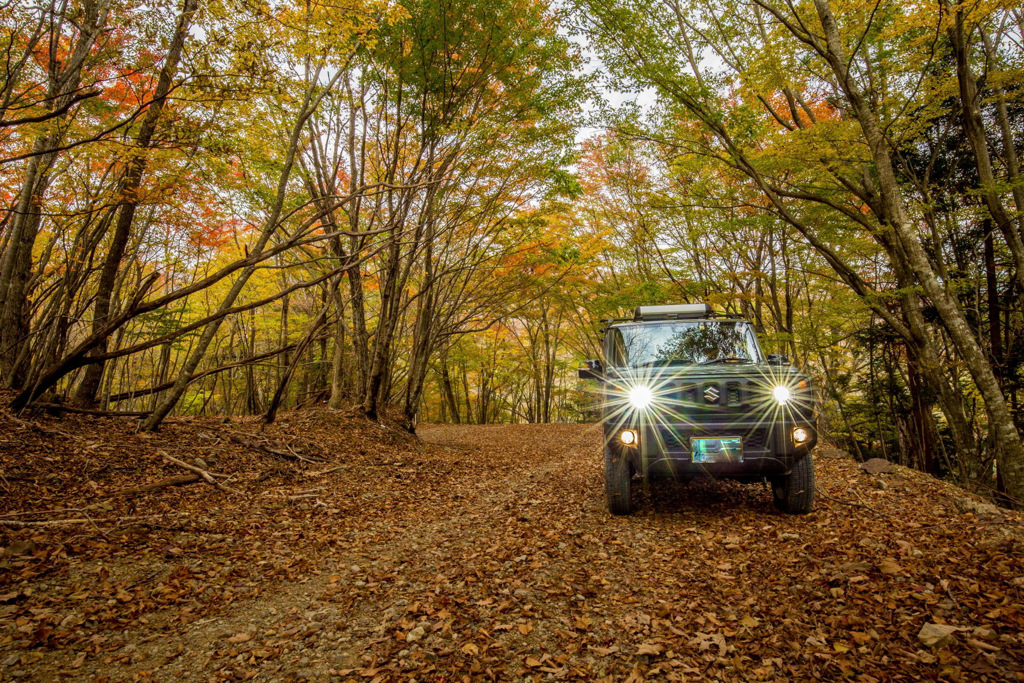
[604,364,810,383]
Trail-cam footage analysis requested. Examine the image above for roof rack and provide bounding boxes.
[634,304,711,321]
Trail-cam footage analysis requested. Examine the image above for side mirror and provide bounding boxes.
[766,354,790,366]
[577,359,604,380]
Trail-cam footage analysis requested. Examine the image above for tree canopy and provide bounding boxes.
[2,0,1023,502]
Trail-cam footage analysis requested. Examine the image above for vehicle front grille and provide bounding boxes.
[654,425,772,455]
[671,378,757,408]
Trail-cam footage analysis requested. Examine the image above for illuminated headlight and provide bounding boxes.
[793,427,810,444]
[772,385,791,405]
[620,429,638,445]
[629,385,653,410]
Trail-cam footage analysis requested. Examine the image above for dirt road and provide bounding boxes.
[3,420,1023,681]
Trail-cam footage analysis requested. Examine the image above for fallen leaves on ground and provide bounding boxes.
[1,403,1024,681]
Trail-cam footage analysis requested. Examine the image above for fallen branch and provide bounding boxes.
[0,507,89,518]
[306,465,346,477]
[0,513,188,527]
[227,433,320,463]
[159,451,242,494]
[27,403,152,417]
[815,485,894,522]
[115,474,202,495]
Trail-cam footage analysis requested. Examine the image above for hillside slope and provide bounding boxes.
[1,409,1023,681]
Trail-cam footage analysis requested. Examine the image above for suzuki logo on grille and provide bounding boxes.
[704,385,720,403]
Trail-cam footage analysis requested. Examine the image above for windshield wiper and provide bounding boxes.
[696,356,751,365]
[634,359,693,367]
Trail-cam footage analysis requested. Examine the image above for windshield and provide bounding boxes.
[607,321,764,367]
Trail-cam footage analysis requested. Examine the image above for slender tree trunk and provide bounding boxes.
[0,0,109,388]
[984,225,1003,375]
[264,295,333,424]
[73,0,198,406]
[140,68,341,430]
[440,358,460,424]
[948,11,1024,292]
[401,217,438,430]
[328,290,348,409]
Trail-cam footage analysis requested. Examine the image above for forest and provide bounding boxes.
[2,0,1024,504]
[5,0,1024,680]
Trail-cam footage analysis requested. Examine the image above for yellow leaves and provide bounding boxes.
[269,0,405,61]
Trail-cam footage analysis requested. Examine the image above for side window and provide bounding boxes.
[607,328,628,367]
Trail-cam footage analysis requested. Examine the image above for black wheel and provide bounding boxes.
[772,455,815,514]
[604,441,633,515]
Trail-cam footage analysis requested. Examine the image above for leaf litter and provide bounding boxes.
[1,405,1024,681]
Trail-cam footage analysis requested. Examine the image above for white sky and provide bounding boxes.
[570,33,658,144]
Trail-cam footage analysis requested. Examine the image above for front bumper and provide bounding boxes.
[606,418,817,480]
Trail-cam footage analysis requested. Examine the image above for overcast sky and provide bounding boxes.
[569,31,658,144]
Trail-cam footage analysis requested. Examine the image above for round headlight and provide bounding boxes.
[629,385,653,410]
[620,429,638,445]
[793,427,810,444]
[772,385,791,405]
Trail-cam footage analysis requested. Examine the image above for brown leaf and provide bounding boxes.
[878,558,901,575]
[851,631,872,645]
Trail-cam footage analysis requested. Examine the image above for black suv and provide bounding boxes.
[579,304,817,515]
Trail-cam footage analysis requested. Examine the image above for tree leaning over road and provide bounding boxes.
[574,0,1024,501]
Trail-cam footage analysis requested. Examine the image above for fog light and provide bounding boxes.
[793,427,810,444]
[620,429,638,445]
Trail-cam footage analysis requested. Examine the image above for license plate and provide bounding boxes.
[691,437,743,463]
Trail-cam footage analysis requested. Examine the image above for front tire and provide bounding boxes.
[772,455,815,514]
[604,441,633,515]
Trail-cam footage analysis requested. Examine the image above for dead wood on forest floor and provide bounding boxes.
[115,474,202,495]
[158,451,242,495]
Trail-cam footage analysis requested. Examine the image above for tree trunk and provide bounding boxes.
[813,0,1024,502]
[949,13,1024,293]
[140,67,342,430]
[0,0,109,388]
[73,0,198,407]
[984,225,1003,376]
[440,359,460,424]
